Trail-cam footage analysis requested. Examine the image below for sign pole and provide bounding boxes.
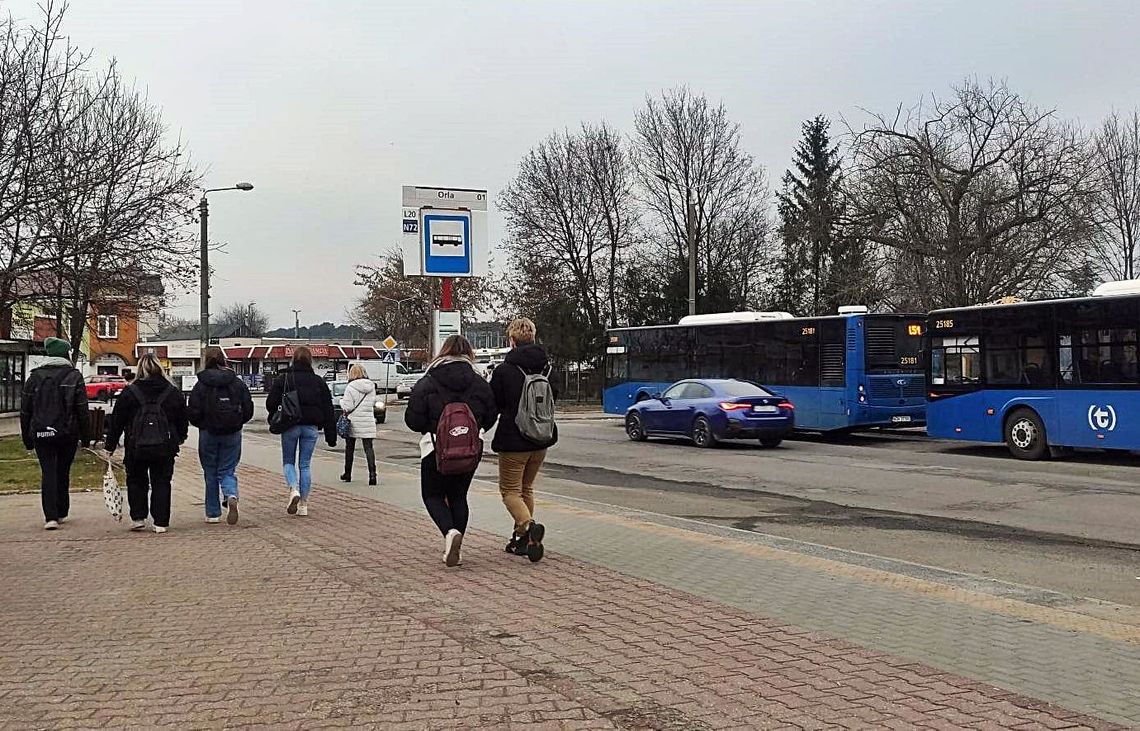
[441,277,453,310]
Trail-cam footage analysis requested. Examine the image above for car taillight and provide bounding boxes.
[777,401,795,410]
[718,402,750,411]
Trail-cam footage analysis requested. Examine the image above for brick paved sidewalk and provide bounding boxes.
[0,456,1123,730]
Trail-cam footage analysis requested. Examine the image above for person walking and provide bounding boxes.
[490,318,558,562]
[187,347,254,525]
[19,337,90,530]
[405,335,497,567]
[339,363,379,485]
[104,354,188,533]
[266,346,336,516]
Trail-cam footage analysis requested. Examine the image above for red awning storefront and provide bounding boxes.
[222,344,382,361]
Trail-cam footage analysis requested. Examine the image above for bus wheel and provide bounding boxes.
[625,412,647,442]
[691,415,717,448]
[1005,408,1048,460]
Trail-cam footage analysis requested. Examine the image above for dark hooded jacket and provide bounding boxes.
[266,363,337,444]
[187,366,255,435]
[105,374,189,454]
[19,358,90,449]
[404,358,498,436]
[490,343,558,452]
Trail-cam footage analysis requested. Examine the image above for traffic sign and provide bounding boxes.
[400,185,488,278]
[381,335,398,351]
[380,350,398,364]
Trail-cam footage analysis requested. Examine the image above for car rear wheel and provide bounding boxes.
[1005,408,1048,460]
[691,415,717,448]
[625,412,647,442]
[759,437,783,448]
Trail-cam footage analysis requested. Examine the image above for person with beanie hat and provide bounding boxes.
[20,337,90,530]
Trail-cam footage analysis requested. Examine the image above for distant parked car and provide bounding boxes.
[395,371,426,399]
[85,375,128,402]
[331,380,386,424]
[624,378,794,448]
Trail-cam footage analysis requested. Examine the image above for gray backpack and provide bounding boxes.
[515,365,555,444]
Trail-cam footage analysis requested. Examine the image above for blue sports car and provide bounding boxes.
[624,379,795,448]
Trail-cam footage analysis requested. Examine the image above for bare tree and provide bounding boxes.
[498,124,636,356]
[1091,110,1140,281]
[631,87,771,318]
[216,301,269,336]
[847,79,1097,309]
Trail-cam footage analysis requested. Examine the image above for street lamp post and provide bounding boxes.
[199,182,254,354]
[656,174,700,316]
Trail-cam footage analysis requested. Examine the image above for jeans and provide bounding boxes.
[125,454,175,527]
[35,439,77,521]
[497,449,547,533]
[281,424,319,499]
[420,455,475,536]
[344,437,376,478]
[199,430,242,519]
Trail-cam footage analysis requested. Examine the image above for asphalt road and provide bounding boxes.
[247,395,1140,606]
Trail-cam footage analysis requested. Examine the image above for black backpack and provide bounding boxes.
[205,382,245,434]
[129,386,176,458]
[269,372,302,435]
[29,367,82,440]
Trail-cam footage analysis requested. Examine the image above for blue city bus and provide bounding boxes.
[926,288,1140,459]
[604,312,927,432]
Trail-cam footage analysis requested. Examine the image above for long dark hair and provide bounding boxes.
[433,335,475,365]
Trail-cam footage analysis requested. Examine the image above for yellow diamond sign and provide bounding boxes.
[382,335,398,351]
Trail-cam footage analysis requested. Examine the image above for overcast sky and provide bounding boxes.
[10,0,1140,329]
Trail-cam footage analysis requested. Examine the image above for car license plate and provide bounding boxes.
[891,415,912,423]
[753,405,778,413]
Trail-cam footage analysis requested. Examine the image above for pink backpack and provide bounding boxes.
[433,400,483,475]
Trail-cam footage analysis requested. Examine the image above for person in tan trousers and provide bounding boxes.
[490,318,558,562]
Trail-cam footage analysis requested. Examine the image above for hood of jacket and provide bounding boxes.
[33,356,74,371]
[131,374,173,398]
[504,344,549,374]
[428,358,479,393]
[347,377,376,395]
[196,366,239,387]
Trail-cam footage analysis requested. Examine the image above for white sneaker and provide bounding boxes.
[130,520,147,531]
[57,516,70,524]
[226,497,239,525]
[297,503,308,517]
[44,520,59,530]
[443,529,463,567]
[205,516,221,524]
[287,489,301,515]
[154,526,167,534]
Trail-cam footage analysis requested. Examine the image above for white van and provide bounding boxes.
[349,360,407,392]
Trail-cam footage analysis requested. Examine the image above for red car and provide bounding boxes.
[85,375,128,401]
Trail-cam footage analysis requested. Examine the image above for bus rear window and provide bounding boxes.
[866,320,923,371]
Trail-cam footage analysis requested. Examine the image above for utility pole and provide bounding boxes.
[199,197,209,350]
[247,301,256,336]
[292,309,301,339]
[686,196,697,316]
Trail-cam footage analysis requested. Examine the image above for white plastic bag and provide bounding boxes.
[102,461,123,521]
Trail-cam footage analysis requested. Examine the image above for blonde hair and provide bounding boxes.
[347,363,367,381]
[507,318,536,345]
[136,353,168,382]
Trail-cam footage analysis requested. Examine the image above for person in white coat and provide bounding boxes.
[339,364,379,485]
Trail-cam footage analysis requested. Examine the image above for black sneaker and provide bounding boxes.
[526,521,545,563]
[505,533,527,555]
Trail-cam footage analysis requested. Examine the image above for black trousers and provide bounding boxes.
[344,437,376,477]
[35,440,77,522]
[420,455,475,536]
[125,454,175,527]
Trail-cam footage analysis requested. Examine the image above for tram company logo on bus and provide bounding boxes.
[1087,404,1117,432]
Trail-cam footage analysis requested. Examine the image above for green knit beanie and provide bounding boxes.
[44,337,71,358]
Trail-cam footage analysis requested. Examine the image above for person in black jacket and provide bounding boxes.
[187,347,255,525]
[20,337,90,530]
[490,318,558,562]
[266,346,336,517]
[105,354,188,533]
[405,335,497,567]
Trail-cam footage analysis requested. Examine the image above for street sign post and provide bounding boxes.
[400,186,488,278]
